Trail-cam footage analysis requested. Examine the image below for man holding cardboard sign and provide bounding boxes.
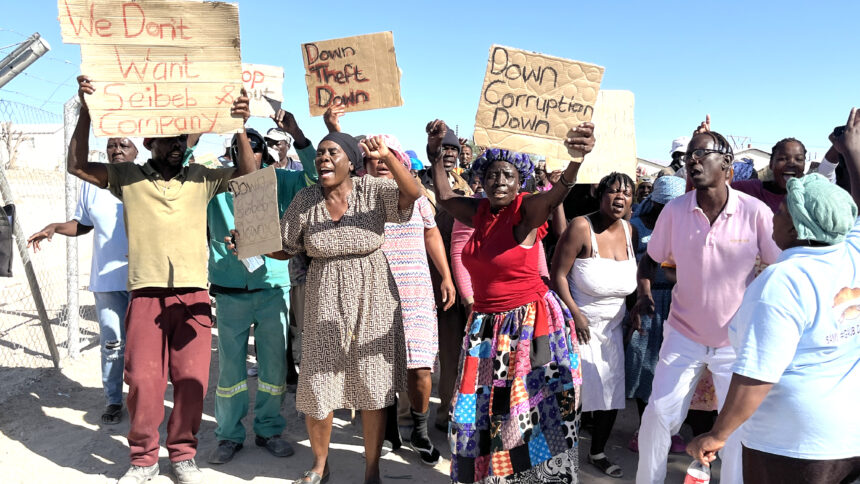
[69,73,256,484]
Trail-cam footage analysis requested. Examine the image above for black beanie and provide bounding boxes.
[322,132,361,168]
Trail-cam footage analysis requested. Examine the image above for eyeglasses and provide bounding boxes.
[682,149,725,162]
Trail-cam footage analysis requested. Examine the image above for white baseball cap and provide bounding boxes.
[670,136,690,156]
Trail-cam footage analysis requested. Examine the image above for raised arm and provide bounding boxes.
[425,120,481,226]
[361,136,420,210]
[550,217,591,343]
[229,90,255,178]
[322,104,345,134]
[831,107,860,204]
[520,123,595,230]
[67,75,108,187]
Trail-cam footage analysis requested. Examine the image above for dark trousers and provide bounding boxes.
[743,446,860,484]
[125,288,213,466]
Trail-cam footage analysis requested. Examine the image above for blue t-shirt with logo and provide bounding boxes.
[729,218,860,459]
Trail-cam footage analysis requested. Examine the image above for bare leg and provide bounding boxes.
[301,413,332,482]
[407,368,432,413]
[361,408,386,483]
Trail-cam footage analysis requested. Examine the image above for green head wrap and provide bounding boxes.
[786,173,858,245]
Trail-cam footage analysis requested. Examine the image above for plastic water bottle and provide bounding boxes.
[684,460,710,484]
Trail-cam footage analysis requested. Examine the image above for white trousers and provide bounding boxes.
[635,325,744,484]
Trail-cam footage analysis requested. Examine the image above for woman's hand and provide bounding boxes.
[831,107,860,159]
[439,276,456,311]
[360,136,392,162]
[573,311,591,345]
[564,122,595,157]
[230,88,251,123]
[77,75,94,108]
[425,119,448,162]
[224,229,240,256]
[323,103,345,133]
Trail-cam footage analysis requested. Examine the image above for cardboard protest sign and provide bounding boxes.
[58,0,244,137]
[242,63,284,118]
[473,45,604,171]
[576,90,637,184]
[229,166,281,260]
[301,31,402,116]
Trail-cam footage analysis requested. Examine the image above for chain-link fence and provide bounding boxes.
[0,99,98,373]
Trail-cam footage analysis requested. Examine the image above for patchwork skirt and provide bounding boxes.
[448,291,582,483]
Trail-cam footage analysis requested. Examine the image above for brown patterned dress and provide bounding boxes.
[281,175,412,419]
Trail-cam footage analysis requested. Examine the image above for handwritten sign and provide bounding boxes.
[229,166,281,260]
[242,63,284,118]
[58,0,244,137]
[473,45,604,170]
[301,31,402,117]
[576,90,637,183]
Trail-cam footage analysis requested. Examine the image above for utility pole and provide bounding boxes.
[0,33,51,89]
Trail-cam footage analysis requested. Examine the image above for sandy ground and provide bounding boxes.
[0,329,716,484]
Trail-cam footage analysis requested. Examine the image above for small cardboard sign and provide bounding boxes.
[229,166,282,260]
[576,90,637,183]
[242,63,284,118]
[58,0,244,137]
[473,45,604,171]
[301,31,402,117]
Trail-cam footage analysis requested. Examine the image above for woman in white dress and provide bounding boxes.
[551,172,637,479]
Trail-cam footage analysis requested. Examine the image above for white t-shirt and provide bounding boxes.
[729,217,860,459]
[73,182,128,293]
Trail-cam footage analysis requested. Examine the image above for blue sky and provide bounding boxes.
[1,0,857,162]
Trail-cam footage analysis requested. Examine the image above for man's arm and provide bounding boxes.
[27,221,93,252]
[229,90,255,179]
[831,107,860,204]
[426,120,480,226]
[67,76,108,187]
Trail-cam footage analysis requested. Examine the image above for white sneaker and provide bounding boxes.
[117,463,158,483]
[171,458,203,484]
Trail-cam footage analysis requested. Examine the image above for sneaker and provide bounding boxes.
[255,435,295,457]
[171,458,203,484]
[117,463,159,484]
[627,430,639,453]
[207,440,243,464]
[410,438,440,466]
[670,434,686,454]
[247,364,258,377]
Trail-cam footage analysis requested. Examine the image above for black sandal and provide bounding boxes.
[101,404,123,425]
[588,452,623,478]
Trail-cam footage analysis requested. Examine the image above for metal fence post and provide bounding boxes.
[63,96,80,358]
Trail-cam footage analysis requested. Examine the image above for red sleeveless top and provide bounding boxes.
[462,193,548,313]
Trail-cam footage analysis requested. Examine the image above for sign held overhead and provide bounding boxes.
[473,45,604,171]
[57,0,244,137]
[301,31,402,117]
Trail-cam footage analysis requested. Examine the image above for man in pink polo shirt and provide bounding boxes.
[632,130,781,484]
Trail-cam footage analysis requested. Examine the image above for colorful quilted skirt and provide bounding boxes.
[449,291,582,483]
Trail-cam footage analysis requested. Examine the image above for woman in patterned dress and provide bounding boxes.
[425,119,595,484]
[364,133,457,465]
[268,131,421,484]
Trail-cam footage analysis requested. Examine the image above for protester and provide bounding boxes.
[622,176,686,453]
[658,136,690,177]
[686,112,860,482]
[259,131,420,484]
[459,140,473,171]
[632,129,782,484]
[266,125,301,171]
[418,126,473,432]
[551,172,637,478]
[427,119,594,483]
[27,136,137,426]
[534,162,552,192]
[69,76,255,484]
[732,138,807,212]
[358,132,455,465]
[206,115,317,465]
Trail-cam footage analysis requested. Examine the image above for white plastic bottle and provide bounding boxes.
[684,460,710,484]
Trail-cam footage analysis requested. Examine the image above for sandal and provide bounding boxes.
[588,452,623,478]
[101,404,123,425]
[293,469,329,484]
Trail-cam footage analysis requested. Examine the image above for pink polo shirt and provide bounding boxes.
[647,186,781,347]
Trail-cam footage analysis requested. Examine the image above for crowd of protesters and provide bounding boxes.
[24,71,860,484]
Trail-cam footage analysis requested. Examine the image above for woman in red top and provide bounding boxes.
[426,120,594,483]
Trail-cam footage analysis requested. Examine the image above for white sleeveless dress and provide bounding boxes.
[567,219,637,412]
